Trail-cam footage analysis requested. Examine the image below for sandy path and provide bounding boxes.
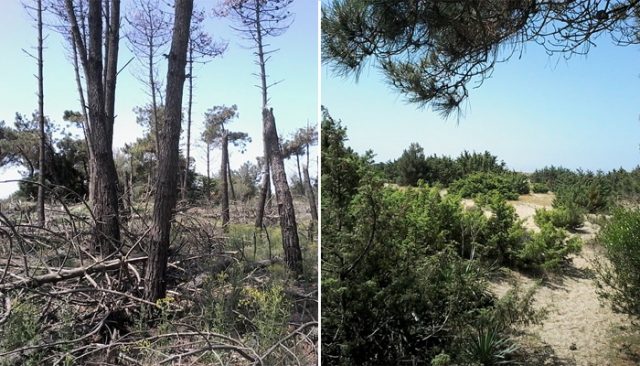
[491,195,635,365]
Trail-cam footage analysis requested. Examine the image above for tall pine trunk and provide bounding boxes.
[263,108,303,275]
[206,142,211,198]
[70,35,93,203]
[295,153,303,193]
[227,159,236,201]
[181,46,194,201]
[145,0,193,302]
[303,165,317,223]
[221,131,230,230]
[255,160,270,227]
[36,0,45,227]
[254,0,270,228]
[65,0,122,256]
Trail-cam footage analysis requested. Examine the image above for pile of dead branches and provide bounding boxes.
[0,198,317,365]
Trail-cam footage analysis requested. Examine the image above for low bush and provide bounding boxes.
[554,177,612,214]
[0,299,43,366]
[449,172,529,200]
[594,208,640,319]
[534,206,583,230]
[481,194,528,266]
[531,182,549,193]
[516,223,582,270]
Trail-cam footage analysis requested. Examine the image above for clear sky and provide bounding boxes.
[322,32,640,173]
[0,0,318,198]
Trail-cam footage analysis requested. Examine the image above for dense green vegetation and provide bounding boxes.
[322,109,640,364]
[376,144,507,186]
[449,172,529,200]
[595,208,640,319]
[531,166,640,214]
[321,110,583,365]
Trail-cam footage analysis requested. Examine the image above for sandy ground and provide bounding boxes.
[508,193,555,232]
[490,194,637,365]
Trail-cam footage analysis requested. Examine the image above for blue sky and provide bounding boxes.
[0,0,318,198]
[322,33,640,173]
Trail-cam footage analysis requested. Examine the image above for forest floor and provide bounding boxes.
[0,195,318,365]
[490,193,639,366]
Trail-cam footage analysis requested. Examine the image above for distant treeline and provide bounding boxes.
[530,166,640,212]
[375,142,640,213]
[375,144,507,186]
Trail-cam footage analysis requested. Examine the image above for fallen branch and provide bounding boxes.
[257,321,318,363]
[0,256,148,292]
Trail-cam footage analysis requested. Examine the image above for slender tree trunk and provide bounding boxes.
[227,158,236,201]
[123,170,131,223]
[304,136,316,222]
[36,0,45,227]
[255,162,270,227]
[263,108,302,275]
[70,32,93,203]
[254,0,272,228]
[65,0,122,256]
[145,0,193,302]
[206,142,211,198]
[104,0,120,149]
[181,45,194,201]
[221,131,230,230]
[303,165,317,223]
[295,153,303,194]
[150,46,161,163]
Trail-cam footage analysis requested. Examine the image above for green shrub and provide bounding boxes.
[464,325,518,365]
[516,223,582,270]
[530,166,575,191]
[554,177,612,214]
[197,264,245,334]
[431,353,452,366]
[594,208,640,318]
[0,300,40,352]
[242,283,291,353]
[531,182,549,193]
[534,206,583,230]
[481,194,528,266]
[0,300,43,366]
[449,172,529,200]
[322,113,543,365]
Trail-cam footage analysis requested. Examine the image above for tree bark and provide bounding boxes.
[254,0,270,228]
[206,141,211,198]
[227,157,236,201]
[36,0,45,227]
[70,33,93,203]
[103,0,120,150]
[65,0,122,256]
[303,165,317,223]
[255,160,270,227]
[263,108,303,275]
[295,153,303,194]
[181,45,194,202]
[144,0,193,302]
[221,131,230,230]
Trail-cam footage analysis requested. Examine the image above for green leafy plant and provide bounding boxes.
[594,208,640,318]
[242,283,291,353]
[449,172,529,200]
[516,223,582,270]
[0,300,40,352]
[534,205,583,230]
[0,299,43,366]
[531,182,549,193]
[431,352,452,366]
[465,325,518,365]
